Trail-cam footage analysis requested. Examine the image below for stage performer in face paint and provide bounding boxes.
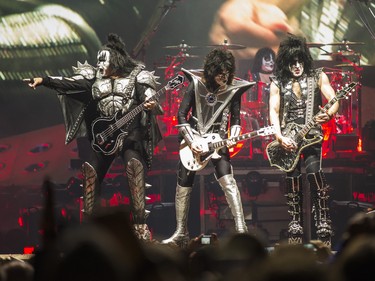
[24,33,163,241]
[267,35,340,247]
[162,48,254,248]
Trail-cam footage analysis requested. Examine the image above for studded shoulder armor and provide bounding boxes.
[72,61,96,80]
[137,70,159,90]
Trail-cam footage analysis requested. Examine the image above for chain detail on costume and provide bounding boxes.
[308,170,332,247]
[285,175,303,244]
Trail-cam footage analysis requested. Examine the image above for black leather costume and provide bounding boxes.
[41,61,162,240]
[271,68,333,246]
[162,68,253,247]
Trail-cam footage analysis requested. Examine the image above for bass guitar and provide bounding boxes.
[266,82,357,172]
[91,74,184,155]
[180,126,275,171]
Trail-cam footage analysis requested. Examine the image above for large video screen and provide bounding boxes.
[1,0,374,137]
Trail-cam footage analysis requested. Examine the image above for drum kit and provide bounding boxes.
[157,40,248,136]
[158,39,364,156]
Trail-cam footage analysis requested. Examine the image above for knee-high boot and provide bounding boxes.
[126,158,151,241]
[162,184,192,248]
[307,170,333,247]
[218,174,248,233]
[285,175,304,244]
[81,162,99,220]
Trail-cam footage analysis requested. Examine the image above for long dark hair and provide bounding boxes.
[101,33,138,76]
[274,35,313,86]
[203,48,235,92]
[252,47,275,73]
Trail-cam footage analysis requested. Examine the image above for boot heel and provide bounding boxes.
[162,233,190,248]
[176,235,190,249]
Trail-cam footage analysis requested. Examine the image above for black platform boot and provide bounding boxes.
[307,170,333,248]
[285,175,304,244]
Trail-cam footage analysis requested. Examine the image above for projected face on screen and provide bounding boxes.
[261,55,275,73]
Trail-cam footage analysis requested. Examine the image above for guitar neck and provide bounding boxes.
[116,87,167,128]
[212,131,259,149]
[297,96,338,139]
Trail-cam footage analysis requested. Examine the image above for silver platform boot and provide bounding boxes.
[162,184,192,248]
[218,174,248,233]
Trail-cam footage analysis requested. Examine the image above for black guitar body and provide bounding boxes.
[91,111,132,155]
[266,123,322,172]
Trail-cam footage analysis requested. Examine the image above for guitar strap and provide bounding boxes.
[305,76,315,124]
[124,64,144,99]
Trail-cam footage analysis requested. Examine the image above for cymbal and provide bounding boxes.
[321,51,361,57]
[156,66,181,70]
[326,41,365,46]
[206,43,246,50]
[307,42,326,47]
[334,63,358,67]
[163,43,200,49]
[307,41,364,48]
[243,101,266,109]
[165,53,200,59]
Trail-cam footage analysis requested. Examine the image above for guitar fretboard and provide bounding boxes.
[212,131,259,149]
[114,87,167,130]
[295,82,356,142]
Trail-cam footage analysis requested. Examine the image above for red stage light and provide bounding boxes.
[24,246,35,254]
[229,142,244,158]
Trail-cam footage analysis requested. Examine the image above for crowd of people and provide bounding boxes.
[2,0,373,279]
[0,202,374,281]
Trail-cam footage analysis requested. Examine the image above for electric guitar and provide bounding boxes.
[91,74,184,155]
[180,126,275,171]
[266,82,357,172]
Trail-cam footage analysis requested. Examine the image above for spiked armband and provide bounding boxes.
[177,124,196,146]
[230,125,241,138]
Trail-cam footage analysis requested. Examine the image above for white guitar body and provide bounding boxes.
[179,126,275,171]
[179,133,222,172]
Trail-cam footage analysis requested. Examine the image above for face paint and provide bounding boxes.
[261,54,274,73]
[288,58,304,78]
[214,71,229,88]
[97,50,111,77]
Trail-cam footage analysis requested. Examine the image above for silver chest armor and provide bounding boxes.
[182,69,253,135]
[92,77,134,117]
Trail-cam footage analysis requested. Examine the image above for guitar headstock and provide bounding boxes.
[336,82,358,100]
[258,125,276,136]
[166,74,184,90]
